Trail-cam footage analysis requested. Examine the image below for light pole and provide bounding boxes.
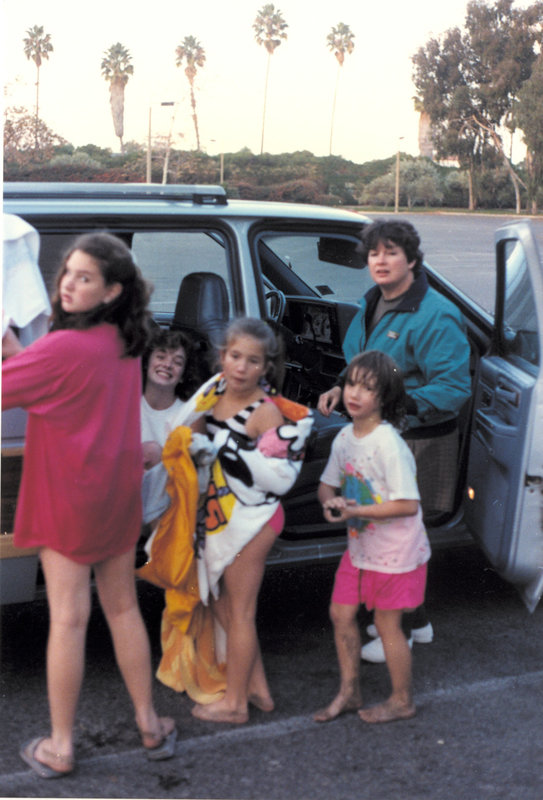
[146,101,175,184]
[161,103,179,185]
[209,140,224,184]
[394,136,404,213]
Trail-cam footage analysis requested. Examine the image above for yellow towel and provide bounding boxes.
[137,425,226,702]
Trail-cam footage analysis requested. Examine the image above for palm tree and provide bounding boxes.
[175,36,206,151]
[23,25,53,148]
[101,43,133,153]
[326,23,355,155]
[253,4,288,155]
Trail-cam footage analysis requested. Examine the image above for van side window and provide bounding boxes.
[132,230,232,316]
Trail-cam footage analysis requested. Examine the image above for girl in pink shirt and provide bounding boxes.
[2,232,176,778]
[314,350,430,725]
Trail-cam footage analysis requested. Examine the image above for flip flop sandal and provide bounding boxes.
[140,724,177,761]
[20,737,74,779]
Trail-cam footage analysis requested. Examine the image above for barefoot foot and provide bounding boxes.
[249,694,275,712]
[191,702,248,724]
[313,693,362,723]
[358,699,416,724]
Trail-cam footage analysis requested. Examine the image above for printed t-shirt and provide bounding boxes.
[320,421,430,573]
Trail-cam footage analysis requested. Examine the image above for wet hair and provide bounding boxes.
[357,219,424,275]
[50,231,152,357]
[344,350,407,428]
[221,316,285,391]
[141,327,199,400]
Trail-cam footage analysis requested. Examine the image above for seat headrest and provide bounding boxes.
[172,272,229,347]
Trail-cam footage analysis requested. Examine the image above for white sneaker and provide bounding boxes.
[412,622,434,643]
[361,636,413,663]
[366,621,434,643]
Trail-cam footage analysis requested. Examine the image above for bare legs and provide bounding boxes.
[32,547,173,772]
[314,603,416,725]
[313,602,363,722]
[358,607,416,723]
[94,548,175,744]
[191,522,277,723]
[35,548,92,770]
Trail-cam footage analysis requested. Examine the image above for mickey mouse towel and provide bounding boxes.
[137,372,313,701]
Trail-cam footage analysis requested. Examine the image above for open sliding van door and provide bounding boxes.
[464,220,543,612]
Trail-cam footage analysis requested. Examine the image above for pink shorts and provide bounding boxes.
[331,549,427,611]
[267,503,285,535]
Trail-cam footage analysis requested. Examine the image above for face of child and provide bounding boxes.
[343,368,381,422]
[221,334,267,392]
[367,239,416,299]
[59,249,121,313]
[146,347,186,391]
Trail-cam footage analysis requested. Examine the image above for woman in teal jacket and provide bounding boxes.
[318,219,471,661]
[342,259,471,434]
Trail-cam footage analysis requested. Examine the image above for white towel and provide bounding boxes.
[3,214,51,343]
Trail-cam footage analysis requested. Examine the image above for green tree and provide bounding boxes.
[400,160,444,208]
[413,0,542,212]
[361,173,396,207]
[23,25,53,147]
[326,23,355,156]
[4,105,66,167]
[253,4,288,154]
[413,25,487,209]
[175,36,206,151]
[362,158,444,208]
[443,170,469,207]
[101,43,133,153]
[516,52,543,213]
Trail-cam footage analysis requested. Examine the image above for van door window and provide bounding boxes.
[502,240,540,367]
[257,232,372,302]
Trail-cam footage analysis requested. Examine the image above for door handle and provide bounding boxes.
[496,384,519,406]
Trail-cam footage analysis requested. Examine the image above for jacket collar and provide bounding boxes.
[363,269,429,316]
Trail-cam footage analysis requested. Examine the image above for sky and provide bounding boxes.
[1,0,533,164]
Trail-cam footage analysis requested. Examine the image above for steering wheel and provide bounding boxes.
[265,288,287,323]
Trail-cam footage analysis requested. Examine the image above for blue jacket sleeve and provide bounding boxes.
[406,298,471,419]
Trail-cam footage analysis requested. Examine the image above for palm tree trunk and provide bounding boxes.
[109,80,125,154]
[189,83,200,151]
[260,52,271,155]
[329,64,340,156]
[34,65,40,149]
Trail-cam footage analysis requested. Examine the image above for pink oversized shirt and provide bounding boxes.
[2,323,143,564]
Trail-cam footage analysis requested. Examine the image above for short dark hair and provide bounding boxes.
[142,327,199,400]
[344,350,407,428]
[358,219,424,274]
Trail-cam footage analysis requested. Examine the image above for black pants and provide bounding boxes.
[401,605,430,637]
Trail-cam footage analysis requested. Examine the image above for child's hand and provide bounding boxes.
[142,440,163,470]
[322,497,349,523]
[2,327,23,359]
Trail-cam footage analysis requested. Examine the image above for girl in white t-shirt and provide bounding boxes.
[141,329,197,524]
[314,350,430,725]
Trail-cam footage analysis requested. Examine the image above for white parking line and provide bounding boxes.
[2,668,542,791]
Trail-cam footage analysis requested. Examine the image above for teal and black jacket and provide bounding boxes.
[342,270,471,434]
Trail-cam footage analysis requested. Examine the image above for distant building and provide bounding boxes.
[418,111,434,160]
